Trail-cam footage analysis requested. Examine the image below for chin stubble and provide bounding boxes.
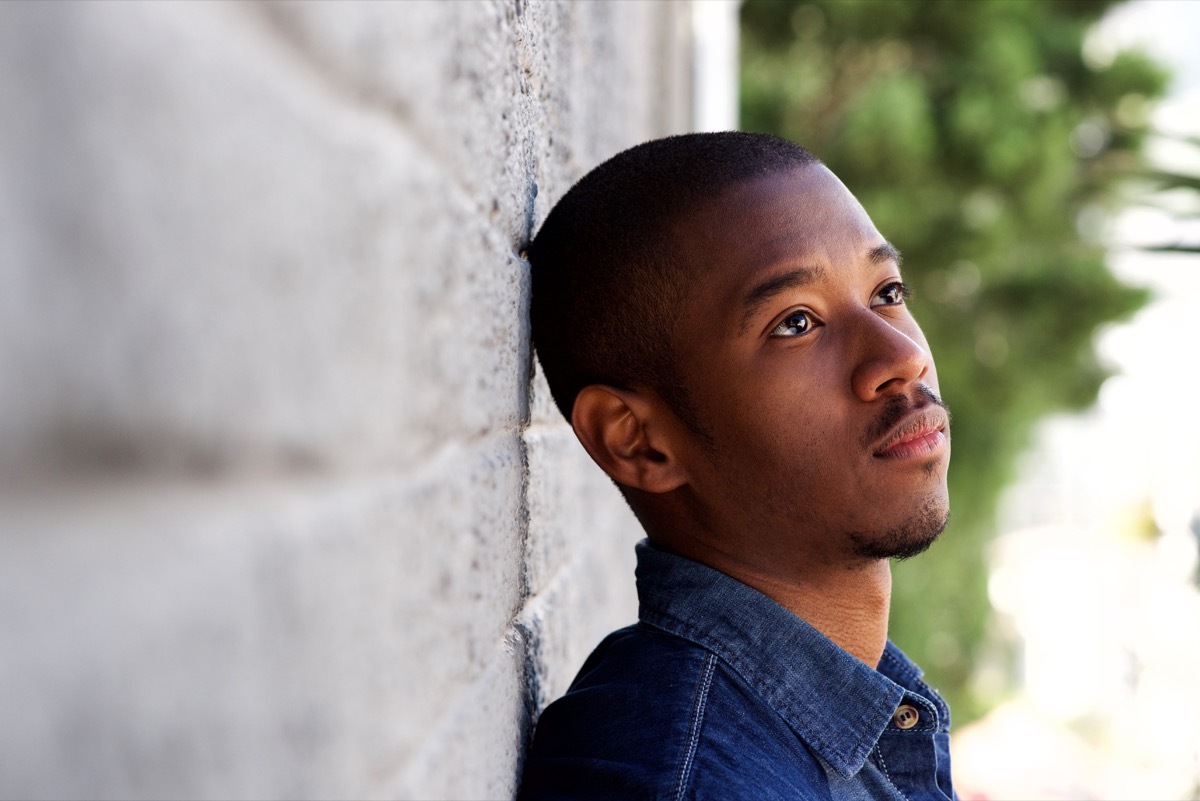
[849,499,950,561]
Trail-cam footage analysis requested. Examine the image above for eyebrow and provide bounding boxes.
[739,265,826,332]
[737,241,903,333]
[869,242,903,266]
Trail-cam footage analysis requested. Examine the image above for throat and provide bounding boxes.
[723,555,893,668]
[647,526,895,669]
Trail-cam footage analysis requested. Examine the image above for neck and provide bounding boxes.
[660,535,894,668]
[747,558,893,668]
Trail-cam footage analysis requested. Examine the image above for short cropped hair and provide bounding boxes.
[527,131,819,429]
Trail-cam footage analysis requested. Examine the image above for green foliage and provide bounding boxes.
[1132,133,1200,253]
[741,0,1168,723]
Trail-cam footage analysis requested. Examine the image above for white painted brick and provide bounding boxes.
[0,2,530,476]
[523,424,641,597]
[0,434,526,799]
[518,542,642,719]
[0,0,697,797]
[389,646,528,801]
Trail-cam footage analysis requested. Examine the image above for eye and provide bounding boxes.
[873,281,911,307]
[769,309,816,338]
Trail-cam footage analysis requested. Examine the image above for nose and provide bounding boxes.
[849,313,932,402]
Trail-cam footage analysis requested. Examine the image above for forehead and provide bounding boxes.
[672,164,884,291]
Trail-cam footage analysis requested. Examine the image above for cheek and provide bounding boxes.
[714,386,846,469]
[683,340,855,461]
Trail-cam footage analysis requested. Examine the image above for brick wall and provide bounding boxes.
[0,2,707,797]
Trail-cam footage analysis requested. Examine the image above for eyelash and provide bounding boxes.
[770,309,816,338]
[874,281,912,306]
[768,281,911,338]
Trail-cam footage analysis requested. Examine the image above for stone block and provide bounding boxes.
[0,0,698,797]
[0,2,530,477]
[0,434,526,799]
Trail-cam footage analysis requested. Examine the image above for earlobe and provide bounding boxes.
[571,385,688,494]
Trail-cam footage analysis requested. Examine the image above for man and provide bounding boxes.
[519,132,955,800]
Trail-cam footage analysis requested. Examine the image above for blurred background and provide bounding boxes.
[742,0,1200,797]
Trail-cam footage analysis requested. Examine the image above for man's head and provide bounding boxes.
[528,132,950,570]
[528,133,819,435]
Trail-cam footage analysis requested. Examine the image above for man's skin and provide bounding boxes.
[570,163,951,669]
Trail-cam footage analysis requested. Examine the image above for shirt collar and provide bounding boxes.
[635,540,940,778]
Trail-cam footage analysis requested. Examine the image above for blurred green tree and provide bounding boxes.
[1136,132,1200,253]
[741,0,1169,723]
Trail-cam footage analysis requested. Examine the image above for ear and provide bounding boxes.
[570,385,688,494]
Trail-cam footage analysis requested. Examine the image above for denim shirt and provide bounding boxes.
[519,541,956,801]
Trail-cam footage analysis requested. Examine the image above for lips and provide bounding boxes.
[872,407,950,459]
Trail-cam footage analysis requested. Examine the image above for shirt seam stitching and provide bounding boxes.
[881,648,952,727]
[673,652,717,801]
[874,744,912,801]
[879,648,917,676]
[641,610,894,773]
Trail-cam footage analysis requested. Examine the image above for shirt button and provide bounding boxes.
[892,704,920,730]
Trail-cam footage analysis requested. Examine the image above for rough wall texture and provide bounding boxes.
[0,2,694,798]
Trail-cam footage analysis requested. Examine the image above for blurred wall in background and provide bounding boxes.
[0,2,729,798]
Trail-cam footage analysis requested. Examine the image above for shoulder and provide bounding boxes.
[519,624,831,801]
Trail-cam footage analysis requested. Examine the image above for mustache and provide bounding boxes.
[861,385,950,449]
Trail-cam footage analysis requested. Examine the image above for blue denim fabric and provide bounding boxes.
[519,541,956,801]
